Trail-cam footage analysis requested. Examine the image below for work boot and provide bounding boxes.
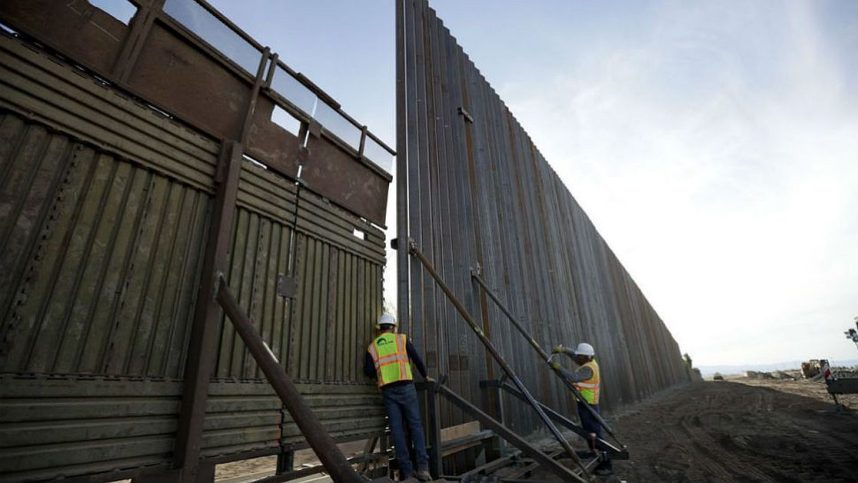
[415,468,432,481]
[594,459,613,476]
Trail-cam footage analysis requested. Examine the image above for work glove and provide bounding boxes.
[550,361,562,370]
[552,344,564,354]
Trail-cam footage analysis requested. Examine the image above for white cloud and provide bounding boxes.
[498,1,858,365]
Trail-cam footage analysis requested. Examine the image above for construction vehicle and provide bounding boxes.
[822,317,858,409]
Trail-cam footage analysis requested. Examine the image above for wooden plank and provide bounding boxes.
[440,421,480,443]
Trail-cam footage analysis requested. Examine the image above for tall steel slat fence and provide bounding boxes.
[398,0,689,436]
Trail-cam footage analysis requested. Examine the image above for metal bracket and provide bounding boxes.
[458,106,474,124]
[470,263,482,277]
[213,271,226,299]
[308,119,322,138]
[277,274,297,298]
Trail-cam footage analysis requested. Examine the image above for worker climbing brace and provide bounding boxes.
[552,342,614,476]
[364,313,433,481]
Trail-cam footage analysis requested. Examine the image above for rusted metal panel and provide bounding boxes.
[0,36,219,192]
[398,0,689,436]
[0,112,210,378]
[245,96,302,179]
[127,22,253,141]
[0,0,133,74]
[0,375,382,481]
[0,114,385,483]
[0,0,392,225]
[303,135,390,227]
[0,376,179,482]
[0,3,389,479]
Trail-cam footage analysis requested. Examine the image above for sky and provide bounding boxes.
[203,0,858,367]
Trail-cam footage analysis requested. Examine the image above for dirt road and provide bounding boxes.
[213,378,856,482]
[611,378,858,482]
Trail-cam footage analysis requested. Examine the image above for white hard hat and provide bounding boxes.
[574,342,595,357]
[377,313,397,328]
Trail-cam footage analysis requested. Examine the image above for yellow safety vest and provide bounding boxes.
[368,333,413,388]
[575,359,600,405]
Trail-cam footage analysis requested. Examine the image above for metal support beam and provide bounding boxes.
[172,140,243,482]
[173,47,270,482]
[276,450,294,475]
[111,0,166,83]
[493,381,628,459]
[472,272,624,446]
[407,241,589,478]
[395,0,410,329]
[437,384,587,483]
[416,379,445,479]
[216,278,364,483]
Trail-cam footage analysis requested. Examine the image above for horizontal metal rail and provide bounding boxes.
[472,272,624,446]
[215,276,364,483]
[408,241,589,479]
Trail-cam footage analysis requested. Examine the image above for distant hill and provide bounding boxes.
[698,359,858,377]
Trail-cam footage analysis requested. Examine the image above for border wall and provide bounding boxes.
[0,1,391,480]
[397,0,689,436]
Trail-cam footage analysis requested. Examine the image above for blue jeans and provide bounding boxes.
[577,401,612,471]
[382,383,428,477]
[577,400,603,440]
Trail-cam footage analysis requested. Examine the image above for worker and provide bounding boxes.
[364,313,432,482]
[552,342,613,475]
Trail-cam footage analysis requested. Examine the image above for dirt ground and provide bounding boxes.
[608,377,858,482]
[213,378,858,482]
[213,440,368,482]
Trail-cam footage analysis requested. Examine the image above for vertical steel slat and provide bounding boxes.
[414,0,436,399]
[217,208,245,377]
[154,186,199,376]
[324,244,337,382]
[271,224,287,367]
[123,175,172,375]
[256,219,277,379]
[451,22,484,422]
[15,155,118,372]
[334,252,346,381]
[278,224,292,369]
[170,191,210,379]
[400,0,689,435]
[427,10,456,422]
[395,0,410,335]
[312,238,324,382]
[98,167,155,375]
[342,251,355,381]
[0,125,72,339]
[141,183,186,376]
[243,215,268,379]
[286,232,304,375]
[232,211,260,378]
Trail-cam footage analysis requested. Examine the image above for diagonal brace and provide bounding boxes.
[407,240,590,478]
[472,272,624,447]
[215,276,364,483]
[437,383,587,483]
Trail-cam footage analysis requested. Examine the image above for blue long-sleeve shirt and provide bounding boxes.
[364,335,428,383]
[556,347,594,383]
